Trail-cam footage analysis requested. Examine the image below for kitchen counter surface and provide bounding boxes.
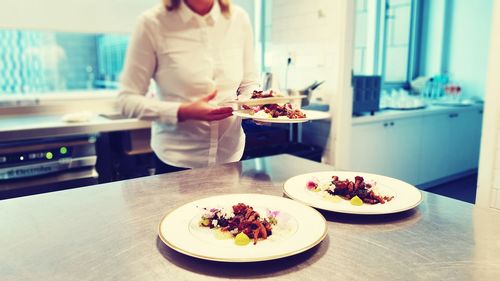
[353,103,483,125]
[0,113,150,142]
[0,109,330,142]
[1,154,500,280]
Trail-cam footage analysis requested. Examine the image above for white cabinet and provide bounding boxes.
[351,107,483,186]
[418,109,483,184]
[448,110,483,172]
[419,113,451,183]
[351,117,422,184]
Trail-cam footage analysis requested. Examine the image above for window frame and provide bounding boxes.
[380,0,421,89]
[355,0,422,90]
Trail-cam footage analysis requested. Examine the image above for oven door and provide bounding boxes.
[0,167,98,200]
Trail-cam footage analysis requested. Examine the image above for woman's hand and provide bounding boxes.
[177,90,234,122]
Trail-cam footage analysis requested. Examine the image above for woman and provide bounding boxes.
[118,0,260,173]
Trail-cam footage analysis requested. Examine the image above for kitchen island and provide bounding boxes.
[1,154,499,280]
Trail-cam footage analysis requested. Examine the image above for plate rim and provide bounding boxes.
[283,171,423,215]
[223,95,307,106]
[157,193,328,262]
[232,109,314,123]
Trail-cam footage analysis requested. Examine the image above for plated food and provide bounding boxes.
[307,175,394,206]
[284,171,422,215]
[158,193,327,262]
[231,90,308,123]
[250,89,277,99]
[199,203,278,245]
[242,103,307,119]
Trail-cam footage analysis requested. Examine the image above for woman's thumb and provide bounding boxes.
[200,90,218,102]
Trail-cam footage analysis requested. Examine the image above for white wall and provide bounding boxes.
[476,0,500,209]
[269,0,337,102]
[267,0,354,166]
[0,0,159,33]
[446,0,493,98]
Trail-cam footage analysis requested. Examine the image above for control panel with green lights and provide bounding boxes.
[0,135,97,180]
[0,146,71,165]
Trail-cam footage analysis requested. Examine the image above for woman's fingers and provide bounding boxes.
[210,106,233,115]
[207,107,234,120]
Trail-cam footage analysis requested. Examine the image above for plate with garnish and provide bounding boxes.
[232,104,330,123]
[158,193,327,262]
[283,172,422,215]
[223,90,306,107]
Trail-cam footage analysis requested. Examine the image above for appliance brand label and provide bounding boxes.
[0,163,64,180]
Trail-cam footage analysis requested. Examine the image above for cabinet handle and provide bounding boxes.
[383,123,388,127]
[390,121,394,126]
[449,113,459,118]
[479,110,483,114]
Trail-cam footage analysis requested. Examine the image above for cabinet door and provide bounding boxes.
[351,121,391,176]
[419,113,452,184]
[384,118,422,184]
[418,108,483,185]
[351,118,421,185]
[470,109,483,167]
[448,110,483,172]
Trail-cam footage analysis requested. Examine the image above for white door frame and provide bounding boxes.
[326,0,355,169]
[476,0,500,208]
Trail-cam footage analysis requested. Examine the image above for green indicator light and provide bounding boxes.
[60,147,68,154]
[46,152,53,160]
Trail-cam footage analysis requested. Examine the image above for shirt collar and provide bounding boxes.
[178,0,221,25]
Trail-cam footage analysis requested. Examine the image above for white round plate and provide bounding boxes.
[283,171,422,215]
[232,109,329,123]
[222,96,306,106]
[158,193,327,262]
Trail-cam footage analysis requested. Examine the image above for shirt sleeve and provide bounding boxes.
[117,14,181,124]
[237,11,261,100]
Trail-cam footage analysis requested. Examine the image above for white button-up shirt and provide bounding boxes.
[118,2,259,168]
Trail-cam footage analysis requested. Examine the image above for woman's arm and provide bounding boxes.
[118,15,181,124]
[237,11,261,100]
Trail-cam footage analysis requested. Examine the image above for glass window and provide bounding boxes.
[383,0,412,83]
[353,0,417,85]
[354,0,370,74]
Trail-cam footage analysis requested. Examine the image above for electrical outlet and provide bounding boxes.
[287,51,296,65]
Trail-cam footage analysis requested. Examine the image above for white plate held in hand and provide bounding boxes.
[222,96,307,106]
[232,109,330,123]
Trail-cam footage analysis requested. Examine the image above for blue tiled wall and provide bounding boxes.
[0,29,129,95]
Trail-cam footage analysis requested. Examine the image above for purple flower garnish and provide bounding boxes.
[266,209,280,218]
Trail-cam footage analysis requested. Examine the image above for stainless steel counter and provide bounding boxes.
[1,154,499,280]
[353,104,483,125]
[0,114,150,141]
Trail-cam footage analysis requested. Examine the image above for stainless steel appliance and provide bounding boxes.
[0,135,98,199]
